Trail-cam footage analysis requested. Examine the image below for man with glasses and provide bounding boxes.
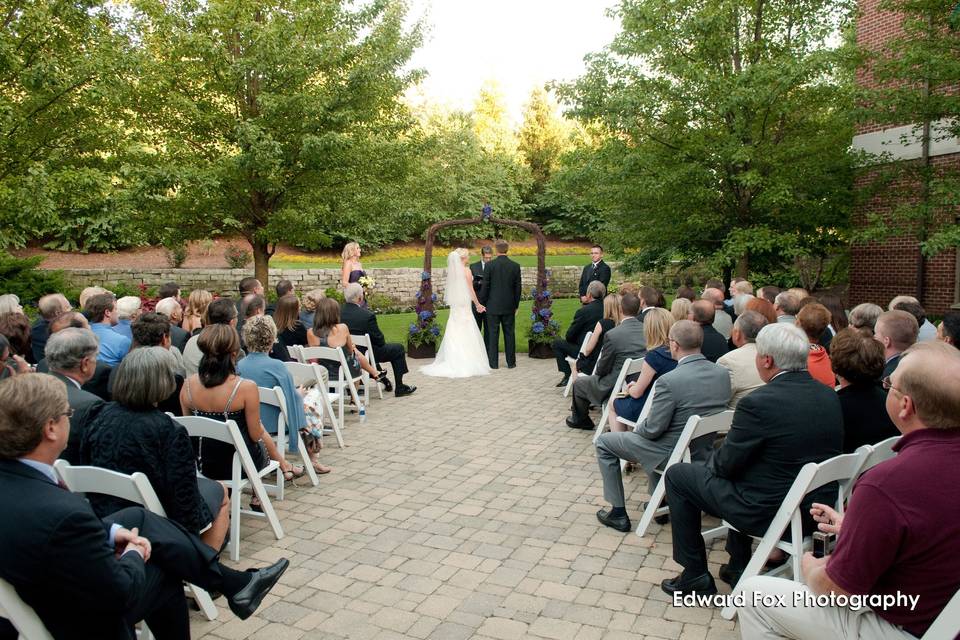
[44,328,105,463]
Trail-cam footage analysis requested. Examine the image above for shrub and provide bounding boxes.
[224,245,252,269]
[165,244,188,268]
[0,252,69,308]
[324,287,345,304]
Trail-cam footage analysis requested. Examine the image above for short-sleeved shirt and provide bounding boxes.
[90,323,131,367]
[825,428,960,637]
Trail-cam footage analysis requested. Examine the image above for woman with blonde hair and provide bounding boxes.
[608,307,677,431]
[670,297,691,322]
[182,289,213,334]
[576,293,622,374]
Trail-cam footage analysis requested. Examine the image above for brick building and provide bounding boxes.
[850,0,959,314]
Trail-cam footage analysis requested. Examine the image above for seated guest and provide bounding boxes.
[180,325,303,505]
[670,297,691,322]
[874,310,918,378]
[45,328,105,463]
[300,288,325,328]
[675,285,696,302]
[576,293,622,376]
[773,291,800,324]
[938,310,960,348]
[787,287,810,300]
[553,280,605,388]
[0,311,31,362]
[339,284,415,396]
[818,293,848,352]
[267,279,294,315]
[31,293,71,363]
[796,302,835,387]
[829,328,898,452]
[757,285,779,304]
[0,293,22,314]
[112,296,141,341]
[702,288,733,339]
[0,335,30,379]
[661,323,842,596]
[732,293,754,317]
[235,276,264,315]
[608,308,677,431]
[888,294,937,342]
[689,299,728,362]
[717,311,768,408]
[157,281,181,301]
[595,320,731,532]
[238,316,331,474]
[566,294,647,430]
[0,373,288,640]
[849,302,882,334]
[78,285,110,311]
[182,288,212,334]
[108,312,186,414]
[36,311,112,400]
[273,293,309,349]
[745,297,777,325]
[85,293,131,366]
[155,297,190,352]
[183,298,242,375]
[738,342,960,640]
[239,293,290,362]
[81,347,230,551]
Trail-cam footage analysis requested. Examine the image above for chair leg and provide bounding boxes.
[229,484,241,562]
[563,370,576,398]
[635,474,669,537]
[248,470,284,541]
[298,436,320,487]
[186,584,218,621]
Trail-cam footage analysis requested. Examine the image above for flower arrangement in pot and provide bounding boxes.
[526,269,560,358]
[408,271,441,358]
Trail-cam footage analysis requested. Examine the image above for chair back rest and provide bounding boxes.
[922,585,960,640]
[861,435,900,474]
[286,344,304,363]
[173,415,245,448]
[283,361,327,388]
[53,460,166,515]
[258,386,289,444]
[591,348,602,375]
[0,577,54,640]
[352,334,372,350]
[579,331,593,352]
[631,382,658,433]
[613,358,644,394]
[691,410,735,440]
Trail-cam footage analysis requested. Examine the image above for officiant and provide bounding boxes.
[470,245,494,336]
[579,245,612,304]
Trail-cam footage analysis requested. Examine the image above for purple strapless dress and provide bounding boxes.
[348,269,368,308]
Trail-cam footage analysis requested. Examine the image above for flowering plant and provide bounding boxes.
[526,269,561,346]
[409,273,441,348]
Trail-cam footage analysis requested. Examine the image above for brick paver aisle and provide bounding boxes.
[195,358,739,640]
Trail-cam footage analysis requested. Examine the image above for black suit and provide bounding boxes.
[30,318,50,364]
[664,371,843,575]
[883,353,902,379]
[469,260,488,335]
[50,371,106,464]
[36,358,112,401]
[578,260,612,299]
[0,459,228,640]
[169,324,190,353]
[700,324,729,363]
[479,254,522,368]
[838,383,899,453]
[340,302,409,380]
[553,298,603,375]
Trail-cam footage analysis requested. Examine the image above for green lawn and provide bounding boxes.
[377,297,583,354]
[272,254,591,270]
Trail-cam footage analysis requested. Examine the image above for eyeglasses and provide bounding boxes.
[881,376,901,394]
[61,408,74,419]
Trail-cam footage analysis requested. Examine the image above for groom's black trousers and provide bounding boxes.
[485,312,516,368]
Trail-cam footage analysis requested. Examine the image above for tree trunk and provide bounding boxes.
[252,240,271,290]
[736,253,749,278]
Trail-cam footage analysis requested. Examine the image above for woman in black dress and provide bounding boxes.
[273,294,309,348]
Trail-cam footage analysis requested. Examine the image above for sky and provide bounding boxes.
[405,0,621,124]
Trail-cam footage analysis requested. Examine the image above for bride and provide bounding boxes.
[420,248,491,378]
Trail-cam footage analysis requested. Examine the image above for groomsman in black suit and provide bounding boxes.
[470,245,494,336]
[479,239,522,369]
[0,374,288,640]
[579,245,612,304]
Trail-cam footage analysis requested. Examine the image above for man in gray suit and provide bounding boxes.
[594,320,731,532]
[45,328,105,464]
[567,293,647,429]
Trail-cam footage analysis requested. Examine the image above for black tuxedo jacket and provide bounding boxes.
[479,255,521,315]
[578,260,612,297]
[169,324,190,353]
[50,371,106,464]
[340,302,386,348]
[469,261,486,294]
[565,298,603,345]
[708,371,843,526]
[0,459,146,640]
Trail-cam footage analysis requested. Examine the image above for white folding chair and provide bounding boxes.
[721,450,867,620]
[351,333,383,400]
[615,379,658,431]
[592,357,645,444]
[173,416,284,562]
[259,386,319,488]
[0,577,55,640]
[284,360,345,448]
[298,345,367,420]
[52,461,218,621]
[563,331,593,398]
[845,435,900,502]
[922,586,960,640]
[634,409,734,538]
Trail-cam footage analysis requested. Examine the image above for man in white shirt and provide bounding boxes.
[717,311,768,408]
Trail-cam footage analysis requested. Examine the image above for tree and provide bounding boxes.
[128,0,422,285]
[517,87,570,207]
[473,80,519,159]
[555,0,858,283]
[0,0,138,251]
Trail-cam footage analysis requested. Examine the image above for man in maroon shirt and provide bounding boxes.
[737,341,960,639]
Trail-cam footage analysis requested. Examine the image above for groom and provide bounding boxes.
[479,239,522,369]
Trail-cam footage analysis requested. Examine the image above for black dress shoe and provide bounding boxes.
[228,558,289,620]
[718,564,744,587]
[378,374,393,392]
[507,363,516,369]
[596,508,631,532]
[565,416,595,430]
[555,375,570,387]
[660,572,718,597]
[395,384,417,397]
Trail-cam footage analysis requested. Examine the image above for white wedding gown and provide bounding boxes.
[420,253,491,379]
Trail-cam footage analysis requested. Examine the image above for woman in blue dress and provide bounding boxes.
[608,308,678,431]
[340,241,368,308]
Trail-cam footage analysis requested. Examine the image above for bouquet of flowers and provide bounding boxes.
[357,275,375,295]
[525,269,561,346]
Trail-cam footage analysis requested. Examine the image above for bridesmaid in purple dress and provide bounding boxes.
[340,241,368,308]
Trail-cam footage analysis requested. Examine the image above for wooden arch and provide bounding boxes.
[416,216,549,319]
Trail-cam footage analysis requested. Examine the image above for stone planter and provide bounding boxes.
[407,342,437,359]
[528,342,554,359]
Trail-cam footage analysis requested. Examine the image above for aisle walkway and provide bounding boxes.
[196,358,740,640]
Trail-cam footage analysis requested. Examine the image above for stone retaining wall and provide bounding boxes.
[61,265,598,306]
